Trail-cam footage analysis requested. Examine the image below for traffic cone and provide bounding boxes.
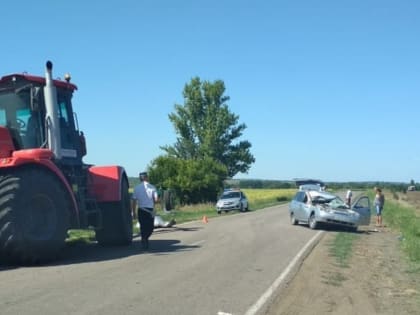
[202,215,208,223]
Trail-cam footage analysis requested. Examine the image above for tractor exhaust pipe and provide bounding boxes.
[44,61,62,159]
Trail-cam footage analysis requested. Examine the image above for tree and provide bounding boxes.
[148,155,227,204]
[161,77,255,178]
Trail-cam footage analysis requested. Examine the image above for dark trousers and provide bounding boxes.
[138,208,154,240]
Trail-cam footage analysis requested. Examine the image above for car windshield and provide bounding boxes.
[327,196,349,209]
[311,195,334,204]
[221,191,240,199]
[309,191,348,207]
[311,192,347,208]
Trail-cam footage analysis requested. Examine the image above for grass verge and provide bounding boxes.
[366,190,420,264]
[66,229,95,245]
[328,232,359,268]
[383,200,420,264]
[322,232,358,287]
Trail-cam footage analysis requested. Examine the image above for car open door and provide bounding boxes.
[351,195,371,225]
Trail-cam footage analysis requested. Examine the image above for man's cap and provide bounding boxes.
[139,172,148,178]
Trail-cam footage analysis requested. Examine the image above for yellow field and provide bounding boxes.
[242,188,297,204]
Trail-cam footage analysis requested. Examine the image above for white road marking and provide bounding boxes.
[244,231,324,315]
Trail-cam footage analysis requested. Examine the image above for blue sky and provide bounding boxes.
[1,1,419,182]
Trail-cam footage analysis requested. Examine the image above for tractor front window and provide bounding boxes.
[0,90,42,149]
[0,109,6,126]
[17,108,42,148]
[57,99,74,150]
[56,91,82,159]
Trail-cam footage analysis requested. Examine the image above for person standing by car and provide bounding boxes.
[374,187,385,227]
[346,189,353,207]
[131,172,159,250]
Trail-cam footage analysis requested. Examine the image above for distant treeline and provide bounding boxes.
[129,177,417,193]
[226,179,417,192]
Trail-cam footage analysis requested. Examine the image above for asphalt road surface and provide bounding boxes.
[0,204,321,315]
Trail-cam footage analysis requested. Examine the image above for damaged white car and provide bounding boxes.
[289,189,371,231]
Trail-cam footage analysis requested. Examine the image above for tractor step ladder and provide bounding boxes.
[83,195,102,229]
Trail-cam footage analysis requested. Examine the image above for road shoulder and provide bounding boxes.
[264,223,420,315]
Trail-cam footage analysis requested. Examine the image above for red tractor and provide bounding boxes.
[0,61,132,264]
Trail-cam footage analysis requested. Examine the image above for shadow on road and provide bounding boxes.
[0,226,203,269]
[293,223,377,235]
[150,226,201,235]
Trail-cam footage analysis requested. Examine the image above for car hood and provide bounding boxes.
[318,204,359,215]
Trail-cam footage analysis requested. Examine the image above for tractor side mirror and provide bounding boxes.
[79,131,87,157]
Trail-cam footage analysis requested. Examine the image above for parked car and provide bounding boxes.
[216,189,249,214]
[294,178,326,191]
[299,184,323,191]
[288,189,371,230]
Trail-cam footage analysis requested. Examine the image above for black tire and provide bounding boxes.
[308,213,318,229]
[349,226,358,232]
[96,179,133,246]
[0,167,70,264]
[290,213,298,225]
[163,190,174,211]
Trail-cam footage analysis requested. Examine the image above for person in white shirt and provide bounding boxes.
[346,189,353,207]
[131,172,159,250]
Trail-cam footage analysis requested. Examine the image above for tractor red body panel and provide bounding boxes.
[88,165,126,202]
[0,147,80,224]
[0,74,78,91]
[0,127,15,158]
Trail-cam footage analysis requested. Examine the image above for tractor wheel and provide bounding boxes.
[0,168,70,264]
[95,179,133,246]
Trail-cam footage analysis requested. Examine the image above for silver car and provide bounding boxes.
[216,190,249,214]
[289,189,371,230]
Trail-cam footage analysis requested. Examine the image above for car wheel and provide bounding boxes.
[217,210,221,215]
[290,213,298,225]
[309,213,318,229]
[240,203,244,212]
[349,226,358,232]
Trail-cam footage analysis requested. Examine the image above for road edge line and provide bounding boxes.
[244,230,324,315]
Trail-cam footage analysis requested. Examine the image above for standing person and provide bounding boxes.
[374,187,385,227]
[346,189,353,207]
[131,172,159,250]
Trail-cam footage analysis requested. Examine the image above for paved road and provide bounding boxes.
[0,204,320,315]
